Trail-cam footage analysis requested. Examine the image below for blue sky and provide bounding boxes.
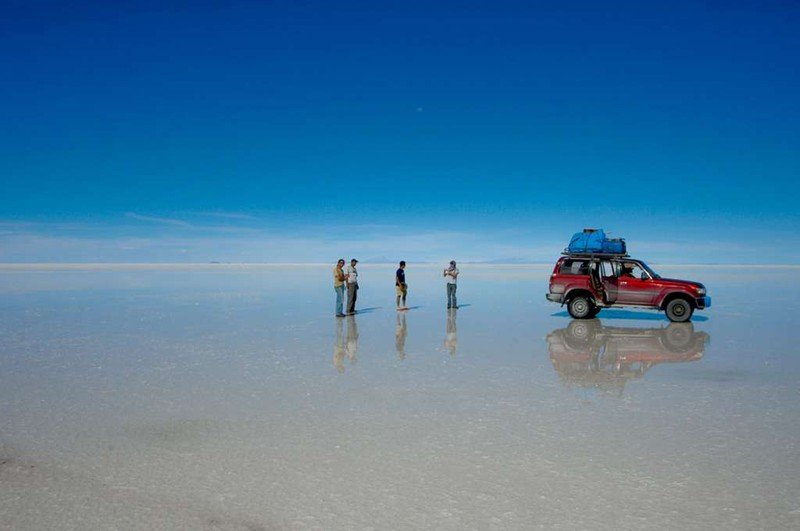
[1,0,798,263]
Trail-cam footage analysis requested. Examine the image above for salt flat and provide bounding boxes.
[1,264,798,529]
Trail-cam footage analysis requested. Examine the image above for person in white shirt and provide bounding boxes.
[443,260,459,309]
[344,258,359,314]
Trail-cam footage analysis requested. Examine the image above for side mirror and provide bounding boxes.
[641,272,649,281]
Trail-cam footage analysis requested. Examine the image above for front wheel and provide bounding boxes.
[665,298,693,323]
[568,296,594,319]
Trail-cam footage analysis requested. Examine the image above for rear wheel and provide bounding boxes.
[589,306,601,318]
[665,298,693,323]
[568,296,594,319]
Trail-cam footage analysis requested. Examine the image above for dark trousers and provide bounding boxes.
[447,283,457,308]
[347,283,358,313]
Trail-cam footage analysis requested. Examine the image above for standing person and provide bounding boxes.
[443,260,459,309]
[344,258,359,314]
[333,258,347,317]
[395,260,408,310]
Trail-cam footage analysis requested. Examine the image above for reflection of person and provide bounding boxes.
[333,316,347,372]
[345,314,359,364]
[395,311,407,360]
[395,261,408,310]
[444,308,458,357]
[443,260,459,309]
[344,259,359,314]
[333,259,347,317]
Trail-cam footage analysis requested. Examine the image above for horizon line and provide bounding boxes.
[1,262,798,270]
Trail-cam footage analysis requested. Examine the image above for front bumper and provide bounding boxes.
[546,293,564,304]
[696,296,711,309]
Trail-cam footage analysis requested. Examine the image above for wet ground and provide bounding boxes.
[1,264,798,529]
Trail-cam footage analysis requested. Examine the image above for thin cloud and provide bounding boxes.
[124,212,194,228]
[1,219,798,264]
[124,212,267,234]
[191,211,259,221]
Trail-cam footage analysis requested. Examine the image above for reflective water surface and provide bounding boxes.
[1,264,798,529]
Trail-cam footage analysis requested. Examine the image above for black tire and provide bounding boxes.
[568,296,594,319]
[589,306,601,318]
[665,298,693,323]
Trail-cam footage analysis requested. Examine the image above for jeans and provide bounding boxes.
[446,283,457,308]
[347,283,358,314]
[334,285,345,315]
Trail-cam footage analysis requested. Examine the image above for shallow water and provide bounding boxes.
[1,264,798,529]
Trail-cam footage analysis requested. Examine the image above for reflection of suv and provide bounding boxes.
[546,254,711,322]
[546,320,709,394]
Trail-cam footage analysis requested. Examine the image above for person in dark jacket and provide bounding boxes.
[396,261,407,310]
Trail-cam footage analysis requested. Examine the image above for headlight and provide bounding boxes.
[697,287,706,296]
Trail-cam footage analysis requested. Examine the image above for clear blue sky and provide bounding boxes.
[1,0,798,263]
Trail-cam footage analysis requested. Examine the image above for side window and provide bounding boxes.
[600,261,615,278]
[631,264,647,279]
[559,259,588,275]
[620,262,648,279]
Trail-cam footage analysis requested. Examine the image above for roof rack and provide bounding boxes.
[561,250,630,258]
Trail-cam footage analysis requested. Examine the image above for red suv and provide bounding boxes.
[546,254,710,322]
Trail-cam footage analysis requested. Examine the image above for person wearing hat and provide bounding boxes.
[344,258,359,314]
[443,260,459,309]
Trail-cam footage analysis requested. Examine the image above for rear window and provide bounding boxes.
[559,259,589,275]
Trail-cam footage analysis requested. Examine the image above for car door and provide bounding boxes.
[616,263,657,306]
[599,260,618,304]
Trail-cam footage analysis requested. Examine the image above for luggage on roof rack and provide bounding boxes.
[561,251,630,258]
[565,228,627,256]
